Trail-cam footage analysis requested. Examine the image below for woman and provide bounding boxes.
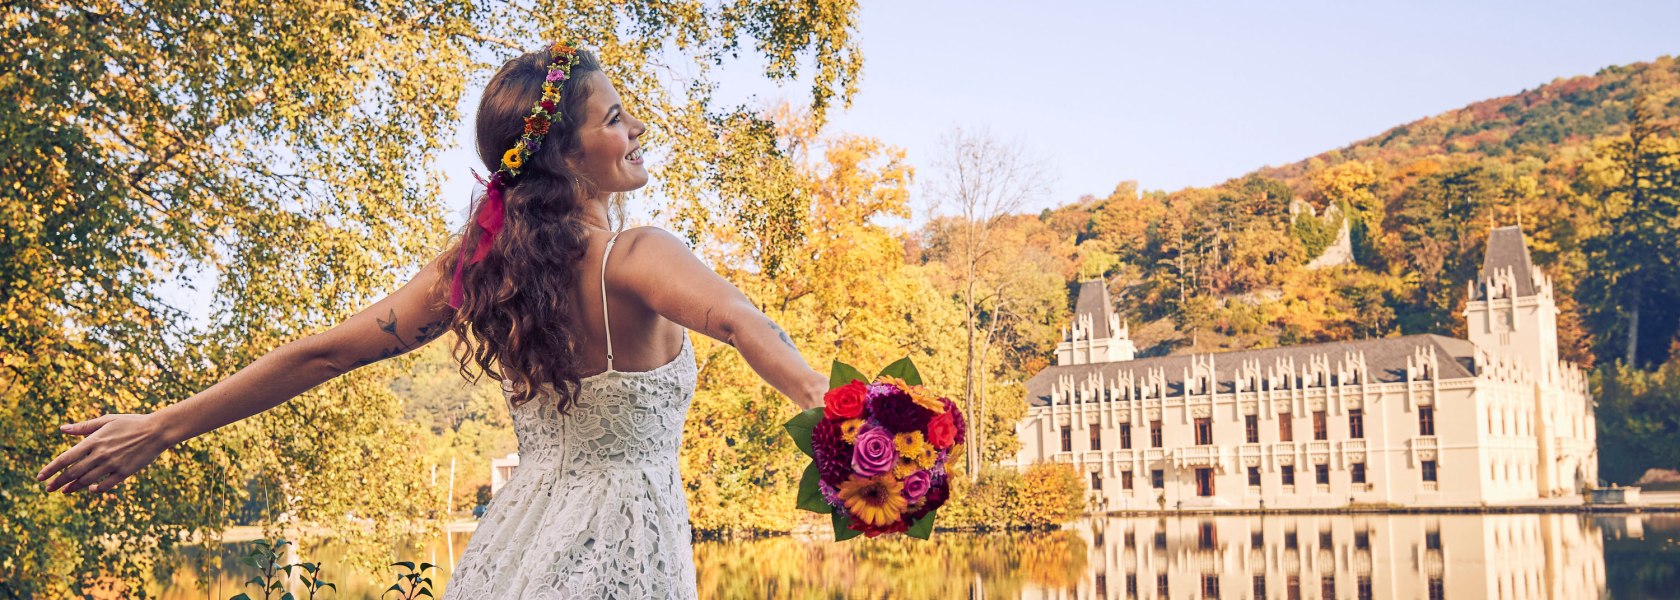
[35,43,828,598]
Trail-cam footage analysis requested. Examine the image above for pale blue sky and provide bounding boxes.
[439,1,1679,226]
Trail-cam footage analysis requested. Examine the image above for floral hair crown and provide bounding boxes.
[447,40,583,310]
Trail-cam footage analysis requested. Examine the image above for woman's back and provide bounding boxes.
[445,228,703,599]
[569,226,689,379]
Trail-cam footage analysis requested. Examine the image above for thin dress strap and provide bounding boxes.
[600,229,625,371]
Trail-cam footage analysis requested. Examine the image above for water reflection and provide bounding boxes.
[156,514,1678,599]
[1040,514,1606,600]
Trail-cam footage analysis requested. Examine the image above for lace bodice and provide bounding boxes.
[442,229,701,599]
[509,336,697,473]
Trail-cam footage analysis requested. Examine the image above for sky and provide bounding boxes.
[439,0,1679,227]
[169,2,1680,327]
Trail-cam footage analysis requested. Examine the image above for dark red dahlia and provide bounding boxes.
[871,389,933,433]
[812,418,852,486]
[941,397,966,446]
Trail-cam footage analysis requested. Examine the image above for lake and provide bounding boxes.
[154,513,1679,599]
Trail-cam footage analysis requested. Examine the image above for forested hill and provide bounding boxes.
[1035,54,1679,369]
[1022,55,1680,483]
[1261,56,1680,183]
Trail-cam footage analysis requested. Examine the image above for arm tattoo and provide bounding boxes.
[349,310,449,369]
[768,320,797,351]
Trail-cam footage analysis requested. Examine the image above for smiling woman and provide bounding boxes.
[34,41,832,599]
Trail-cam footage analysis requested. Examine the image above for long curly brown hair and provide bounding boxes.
[431,47,606,412]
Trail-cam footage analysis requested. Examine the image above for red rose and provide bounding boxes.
[927,411,957,449]
[824,380,868,420]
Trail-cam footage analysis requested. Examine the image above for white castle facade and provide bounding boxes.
[1007,226,1598,509]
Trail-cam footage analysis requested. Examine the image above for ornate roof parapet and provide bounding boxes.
[1235,358,1263,392]
[1533,266,1554,300]
[1184,354,1216,396]
[1114,368,1137,401]
[1406,344,1439,381]
[1306,353,1331,387]
[1559,361,1589,396]
[1143,366,1167,400]
[1339,350,1370,385]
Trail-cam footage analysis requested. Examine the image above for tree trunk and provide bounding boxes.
[964,226,979,483]
[1626,293,1641,367]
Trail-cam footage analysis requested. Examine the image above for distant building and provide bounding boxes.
[1007,226,1597,510]
[490,453,519,496]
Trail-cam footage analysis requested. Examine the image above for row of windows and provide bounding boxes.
[1073,369,1389,404]
[1059,406,1434,451]
[1097,522,1438,553]
[1088,460,1439,494]
[1099,573,1440,600]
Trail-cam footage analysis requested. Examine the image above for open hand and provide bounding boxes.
[36,414,171,494]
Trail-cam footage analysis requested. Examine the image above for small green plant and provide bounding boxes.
[230,537,336,600]
[383,561,438,600]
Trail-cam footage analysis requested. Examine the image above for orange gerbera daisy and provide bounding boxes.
[837,475,907,527]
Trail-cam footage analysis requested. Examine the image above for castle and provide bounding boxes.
[1007,226,1598,509]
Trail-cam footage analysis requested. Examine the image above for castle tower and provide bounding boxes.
[1463,226,1559,382]
[1056,281,1136,366]
[1463,225,1567,495]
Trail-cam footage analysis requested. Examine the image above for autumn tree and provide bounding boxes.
[925,128,1053,480]
[1576,101,1680,368]
[2,1,863,595]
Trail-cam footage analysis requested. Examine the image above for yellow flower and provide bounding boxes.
[892,457,919,479]
[551,41,576,55]
[840,419,865,444]
[543,83,557,97]
[894,431,938,471]
[894,431,927,455]
[502,147,523,170]
[838,475,907,527]
[914,445,937,469]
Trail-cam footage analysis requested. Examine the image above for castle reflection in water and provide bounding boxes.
[1028,514,1607,600]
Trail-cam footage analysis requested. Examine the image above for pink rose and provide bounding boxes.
[851,427,897,477]
[903,470,932,502]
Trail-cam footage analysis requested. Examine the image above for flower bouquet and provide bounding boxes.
[784,357,965,540]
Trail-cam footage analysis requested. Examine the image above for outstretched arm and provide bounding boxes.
[36,255,453,494]
[615,227,828,410]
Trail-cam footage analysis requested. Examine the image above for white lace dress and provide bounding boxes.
[444,231,700,599]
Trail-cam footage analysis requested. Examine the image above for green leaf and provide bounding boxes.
[877,356,922,386]
[246,576,265,587]
[420,562,436,572]
[832,510,863,542]
[829,359,869,389]
[907,508,938,540]
[795,462,832,514]
[783,407,825,458]
[392,561,415,571]
[281,593,295,600]
[232,594,252,600]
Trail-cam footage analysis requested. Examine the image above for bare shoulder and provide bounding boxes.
[604,226,749,335]
[613,225,693,259]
